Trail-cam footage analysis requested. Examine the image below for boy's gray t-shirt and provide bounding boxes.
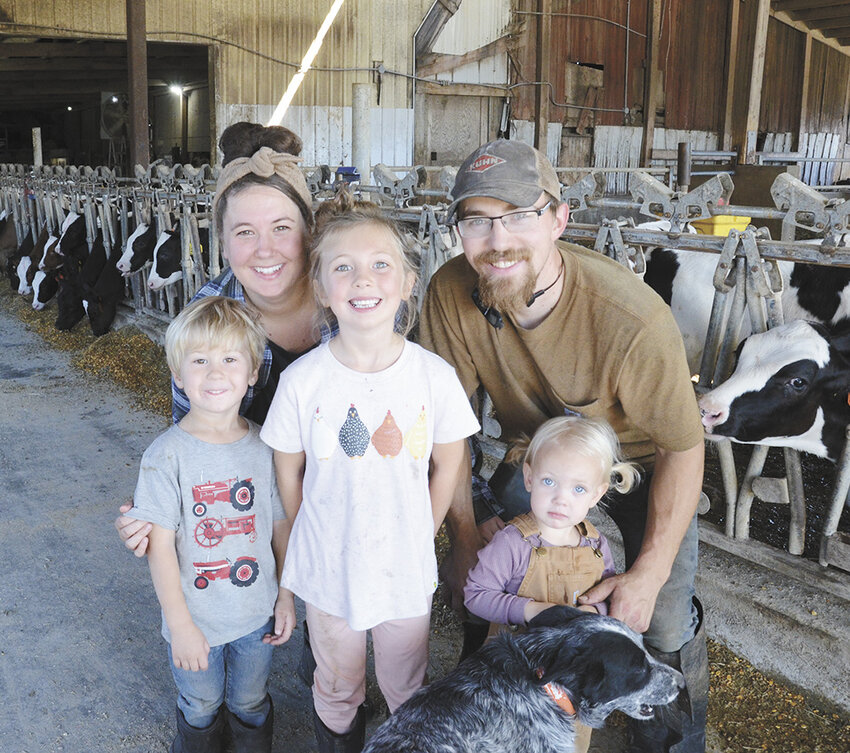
[131,421,284,646]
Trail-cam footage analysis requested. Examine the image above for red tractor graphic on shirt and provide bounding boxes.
[194,515,257,548]
[192,557,259,589]
[191,477,254,517]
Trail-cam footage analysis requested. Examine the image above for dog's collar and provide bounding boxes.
[542,681,576,716]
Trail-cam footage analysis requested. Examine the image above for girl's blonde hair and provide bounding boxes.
[308,188,420,337]
[165,296,267,375]
[507,415,641,495]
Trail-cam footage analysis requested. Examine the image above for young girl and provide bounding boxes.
[464,415,639,753]
[259,192,480,752]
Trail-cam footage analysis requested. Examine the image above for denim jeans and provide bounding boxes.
[169,619,274,729]
[491,464,700,654]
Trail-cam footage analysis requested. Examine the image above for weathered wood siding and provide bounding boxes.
[3,0,432,165]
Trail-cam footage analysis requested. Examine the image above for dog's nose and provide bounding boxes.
[675,671,686,690]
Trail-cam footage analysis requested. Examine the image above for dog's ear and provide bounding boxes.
[527,604,587,629]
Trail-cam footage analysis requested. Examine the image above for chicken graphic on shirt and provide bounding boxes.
[311,407,337,460]
[371,410,403,458]
[339,403,371,458]
[403,405,428,459]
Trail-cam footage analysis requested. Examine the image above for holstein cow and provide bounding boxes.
[699,320,850,461]
[147,224,209,291]
[84,233,126,336]
[31,268,59,310]
[644,247,850,374]
[6,230,33,291]
[18,227,50,295]
[115,221,157,275]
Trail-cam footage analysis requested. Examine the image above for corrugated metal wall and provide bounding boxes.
[3,0,432,165]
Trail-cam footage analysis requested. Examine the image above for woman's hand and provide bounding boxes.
[264,589,296,646]
[115,502,152,557]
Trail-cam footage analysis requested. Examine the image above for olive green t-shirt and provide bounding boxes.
[419,241,703,466]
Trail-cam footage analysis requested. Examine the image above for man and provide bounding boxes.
[419,139,707,753]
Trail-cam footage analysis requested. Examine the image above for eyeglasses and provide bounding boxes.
[455,201,552,239]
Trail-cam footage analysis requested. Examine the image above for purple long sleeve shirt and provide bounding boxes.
[464,522,616,625]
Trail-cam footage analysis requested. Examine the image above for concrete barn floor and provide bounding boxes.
[1,298,849,753]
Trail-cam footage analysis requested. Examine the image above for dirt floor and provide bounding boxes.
[2,284,849,752]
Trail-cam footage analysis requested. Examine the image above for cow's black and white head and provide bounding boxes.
[699,320,850,460]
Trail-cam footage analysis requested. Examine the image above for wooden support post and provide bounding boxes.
[797,33,812,152]
[641,0,662,166]
[743,0,770,164]
[534,0,552,153]
[722,0,741,152]
[126,0,149,170]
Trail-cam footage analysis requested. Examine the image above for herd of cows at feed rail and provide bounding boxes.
[1,158,850,569]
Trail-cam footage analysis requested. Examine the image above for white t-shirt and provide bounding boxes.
[260,340,480,630]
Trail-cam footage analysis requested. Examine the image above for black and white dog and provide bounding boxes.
[363,606,684,753]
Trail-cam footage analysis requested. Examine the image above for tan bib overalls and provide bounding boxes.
[489,513,606,753]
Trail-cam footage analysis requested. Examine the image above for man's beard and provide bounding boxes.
[475,249,536,312]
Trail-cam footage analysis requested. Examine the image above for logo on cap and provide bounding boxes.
[468,154,505,173]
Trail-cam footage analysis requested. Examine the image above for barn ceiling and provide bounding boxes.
[773,0,850,47]
[0,36,208,115]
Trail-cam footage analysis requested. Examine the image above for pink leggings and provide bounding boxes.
[306,598,432,734]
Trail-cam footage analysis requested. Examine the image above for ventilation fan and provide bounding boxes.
[100,92,129,140]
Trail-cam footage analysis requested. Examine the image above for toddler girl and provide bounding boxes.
[260,192,480,752]
[464,415,639,753]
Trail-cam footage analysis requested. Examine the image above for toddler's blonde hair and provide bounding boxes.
[507,415,641,495]
[165,296,266,375]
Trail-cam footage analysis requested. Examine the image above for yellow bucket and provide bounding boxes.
[690,215,751,236]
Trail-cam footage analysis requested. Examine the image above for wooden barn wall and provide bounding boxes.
[759,18,804,135]
[660,0,729,131]
[508,0,731,132]
[1,0,432,166]
[508,0,648,128]
[803,41,850,136]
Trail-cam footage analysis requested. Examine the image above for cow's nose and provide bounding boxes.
[698,397,727,429]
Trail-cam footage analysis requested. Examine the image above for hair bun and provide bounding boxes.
[219,122,303,166]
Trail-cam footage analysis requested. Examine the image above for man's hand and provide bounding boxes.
[477,515,505,544]
[578,565,665,633]
[115,502,152,557]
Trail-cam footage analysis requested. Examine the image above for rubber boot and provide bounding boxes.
[227,695,274,753]
[313,705,366,753]
[170,706,225,753]
[627,599,708,753]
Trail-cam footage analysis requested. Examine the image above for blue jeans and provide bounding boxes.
[493,465,700,653]
[169,619,274,729]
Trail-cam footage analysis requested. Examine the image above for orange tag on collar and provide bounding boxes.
[543,682,576,716]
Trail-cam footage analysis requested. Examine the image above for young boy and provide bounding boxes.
[127,296,292,752]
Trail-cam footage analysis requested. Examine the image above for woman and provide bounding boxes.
[115,121,321,553]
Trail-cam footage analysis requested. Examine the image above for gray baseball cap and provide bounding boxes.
[447,139,562,220]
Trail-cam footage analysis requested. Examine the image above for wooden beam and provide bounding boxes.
[722,0,742,153]
[805,16,850,29]
[773,9,850,57]
[417,37,510,78]
[418,81,508,97]
[790,6,850,22]
[743,0,771,163]
[821,25,850,38]
[774,0,847,11]
[127,0,150,170]
[534,0,552,153]
[798,33,812,147]
[641,0,662,165]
